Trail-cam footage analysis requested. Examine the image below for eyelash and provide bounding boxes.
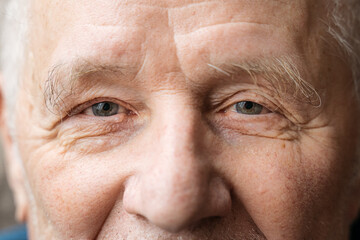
[67,98,134,117]
[215,93,278,115]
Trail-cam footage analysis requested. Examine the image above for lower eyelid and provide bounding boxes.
[72,113,130,123]
[214,112,296,139]
[58,121,133,145]
[58,130,133,154]
[56,113,145,154]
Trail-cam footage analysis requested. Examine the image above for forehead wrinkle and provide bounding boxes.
[112,0,298,9]
[43,58,128,115]
[208,56,321,106]
[112,0,219,9]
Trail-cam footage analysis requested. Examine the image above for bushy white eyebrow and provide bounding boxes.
[44,59,127,115]
[206,56,321,107]
[44,55,321,116]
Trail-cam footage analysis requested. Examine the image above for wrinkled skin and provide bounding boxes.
[1,0,360,239]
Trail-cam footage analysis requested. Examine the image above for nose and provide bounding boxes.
[123,107,232,232]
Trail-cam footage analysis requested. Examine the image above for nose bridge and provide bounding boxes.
[156,98,201,163]
[126,95,212,231]
[149,96,208,208]
[123,94,232,232]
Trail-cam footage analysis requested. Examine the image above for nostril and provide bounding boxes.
[132,212,149,223]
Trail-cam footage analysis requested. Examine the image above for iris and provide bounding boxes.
[235,101,263,115]
[92,102,119,116]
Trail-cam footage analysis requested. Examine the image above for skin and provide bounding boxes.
[1,0,360,239]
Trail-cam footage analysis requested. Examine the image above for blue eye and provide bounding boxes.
[92,102,119,116]
[235,101,263,115]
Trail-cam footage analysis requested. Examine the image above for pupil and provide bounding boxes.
[102,103,111,111]
[244,101,254,110]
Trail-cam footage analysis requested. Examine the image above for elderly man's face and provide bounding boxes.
[3,0,360,239]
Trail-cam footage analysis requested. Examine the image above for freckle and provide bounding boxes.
[282,143,286,149]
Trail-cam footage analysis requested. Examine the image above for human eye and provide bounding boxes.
[66,98,135,119]
[56,99,140,153]
[230,101,270,115]
[64,98,137,125]
[83,101,125,117]
[211,92,296,140]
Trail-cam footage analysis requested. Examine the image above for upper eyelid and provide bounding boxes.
[214,93,277,113]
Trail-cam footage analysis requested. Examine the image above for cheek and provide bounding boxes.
[220,136,339,238]
[24,144,131,239]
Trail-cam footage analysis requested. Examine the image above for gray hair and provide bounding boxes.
[329,0,360,95]
[0,0,29,135]
[0,0,360,131]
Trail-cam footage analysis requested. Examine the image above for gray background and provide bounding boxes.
[0,0,17,230]
[0,147,16,230]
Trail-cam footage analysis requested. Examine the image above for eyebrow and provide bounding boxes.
[44,55,320,114]
[44,59,128,114]
[207,56,320,106]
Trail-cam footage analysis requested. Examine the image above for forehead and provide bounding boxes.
[28,0,328,99]
[30,0,324,64]
[34,0,317,32]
